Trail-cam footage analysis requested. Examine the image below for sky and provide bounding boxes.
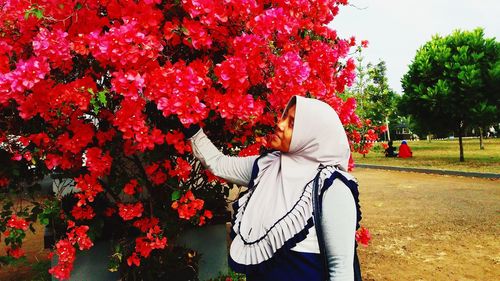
[329,0,500,94]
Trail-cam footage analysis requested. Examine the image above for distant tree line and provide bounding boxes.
[346,28,499,161]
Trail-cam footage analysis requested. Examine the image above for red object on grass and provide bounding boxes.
[398,141,413,158]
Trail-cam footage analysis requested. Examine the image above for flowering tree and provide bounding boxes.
[0,0,375,279]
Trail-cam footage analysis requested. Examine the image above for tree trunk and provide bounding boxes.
[427,134,432,143]
[385,116,391,141]
[458,122,465,162]
[479,127,484,150]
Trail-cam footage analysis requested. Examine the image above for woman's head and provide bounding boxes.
[270,98,296,153]
[270,96,351,170]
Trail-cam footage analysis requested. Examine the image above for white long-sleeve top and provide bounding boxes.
[190,129,357,280]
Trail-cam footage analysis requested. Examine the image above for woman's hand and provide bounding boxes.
[181,123,201,139]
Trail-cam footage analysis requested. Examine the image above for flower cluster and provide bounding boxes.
[48,239,76,280]
[171,190,209,223]
[87,20,163,68]
[355,226,372,247]
[32,28,71,68]
[118,203,144,221]
[128,217,167,267]
[6,246,25,259]
[6,215,29,231]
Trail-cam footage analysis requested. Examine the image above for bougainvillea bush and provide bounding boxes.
[0,0,379,279]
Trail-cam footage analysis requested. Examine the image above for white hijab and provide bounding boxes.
[230,96,352,266]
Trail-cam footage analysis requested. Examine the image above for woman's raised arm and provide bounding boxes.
[189,129,258,186]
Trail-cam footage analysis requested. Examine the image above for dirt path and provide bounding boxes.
[1,169,499,280]
[352,168,500,281]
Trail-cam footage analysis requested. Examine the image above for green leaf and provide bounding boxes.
[97,90,107,106]
[40,217,49,226]
[171,190,181,201]
[34,9,43,19]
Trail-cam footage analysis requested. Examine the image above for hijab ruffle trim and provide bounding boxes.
[229,161,346,273]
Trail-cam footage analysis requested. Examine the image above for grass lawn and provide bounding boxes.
[353,137,500,174]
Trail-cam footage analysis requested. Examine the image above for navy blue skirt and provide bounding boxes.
[246,251,323,281]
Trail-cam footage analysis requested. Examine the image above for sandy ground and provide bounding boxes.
[1,168,499,280]
[352,168,500,281]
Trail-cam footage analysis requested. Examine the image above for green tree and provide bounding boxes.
[348,53,400,141]
[401,28,499,161]
[364,61,401,140]
[470,59,500,149]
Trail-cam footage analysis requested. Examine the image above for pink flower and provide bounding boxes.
[33,28,71,67]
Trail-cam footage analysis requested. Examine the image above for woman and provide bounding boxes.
[187,96,362,281]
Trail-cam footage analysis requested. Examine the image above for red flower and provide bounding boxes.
[214,57,249,93]
[355,226,372,247]
[6,246,25,259]
[54,239,76,263]
[146,163,168,185]
[96,129,116,146]
[238,142,262,157]
[172,190,206,220]
[169,158,192,182]
[123,179,142,196]
[118,203,144,221]
[74,174,104,205]
[49,263,73,281]
[67,225,94,251]
[87,20,163,68]
[134,233,167,260]
[133,217,160,233]
[181,18,212,49]
[203,169,226,183]
[71,205,95,220]
[135,237,153,258]
[199,209,213,226]
[85,147,113,177]
[49,239,76,280]
[6,215,29,231]
[127,252,141,267]
[45,154,62,170]
[165,131,191,154]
